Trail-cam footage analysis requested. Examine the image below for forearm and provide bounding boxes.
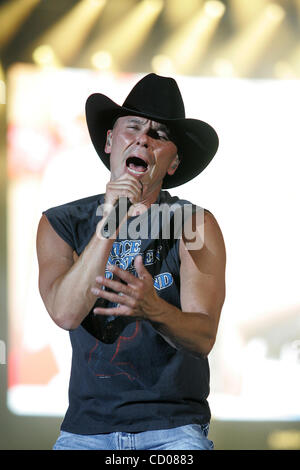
[149,298,216,358]
[50,219,114,330]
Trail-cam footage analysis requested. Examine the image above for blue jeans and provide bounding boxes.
[53,424,213,450]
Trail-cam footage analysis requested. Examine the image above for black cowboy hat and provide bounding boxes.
[85,73,219,189]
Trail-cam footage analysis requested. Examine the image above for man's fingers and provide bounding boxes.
[107,264,141,286]
[95,257,151,289]
[106,189,139,206]
[91,256,152,317]
[134,255,150,279]
[94,275,135,297]
[91,287,135,308]
[93,305,131,316]
[106,176,143,205]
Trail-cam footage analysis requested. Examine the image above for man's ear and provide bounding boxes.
[167,155,180,176]
[105,130,113,153]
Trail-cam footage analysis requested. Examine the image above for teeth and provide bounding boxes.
[128,168,145,175]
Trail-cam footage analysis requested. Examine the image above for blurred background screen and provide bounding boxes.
[6,65,300,421]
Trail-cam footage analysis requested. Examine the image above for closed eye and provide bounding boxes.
[126,120,171,141]
[157,132,169,141]
[148,129,169,141]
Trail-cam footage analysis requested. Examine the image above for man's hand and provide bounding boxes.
[91,211,225,358]
[104,174,143,208]
[91,255,163,318]
[99,174,144,239]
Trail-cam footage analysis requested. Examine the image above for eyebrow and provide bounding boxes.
[127,117,171,135]
[127,117,147,126]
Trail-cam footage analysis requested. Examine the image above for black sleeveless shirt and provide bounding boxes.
[43,191,211,434]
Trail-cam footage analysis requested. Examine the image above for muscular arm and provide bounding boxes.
[92,210,226,357]
[153,210,226,356]
[37,175,143,331]
[36,214,115,330]
[37,175,142,330]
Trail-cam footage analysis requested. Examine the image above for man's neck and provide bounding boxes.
[128,185,162,216]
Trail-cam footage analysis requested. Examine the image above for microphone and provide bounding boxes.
[101,197,132,239]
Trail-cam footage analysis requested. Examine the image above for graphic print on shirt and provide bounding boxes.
[89,239,174,382]
[106,240,174,294]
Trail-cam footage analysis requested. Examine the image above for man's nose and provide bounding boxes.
[136,131,150,148]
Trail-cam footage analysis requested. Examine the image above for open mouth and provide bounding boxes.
[126,156,149,175]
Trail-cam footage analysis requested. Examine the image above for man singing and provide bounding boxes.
[36,73,226,450]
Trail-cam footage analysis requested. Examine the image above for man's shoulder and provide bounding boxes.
[180,206,225,259]
[43,193,104,217]
[41,194,105,251]
[159,190,195,207]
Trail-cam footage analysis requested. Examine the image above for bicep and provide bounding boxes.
[36,214,75,310]
[179,210,226,328]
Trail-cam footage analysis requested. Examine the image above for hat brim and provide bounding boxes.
[85,93,219,189]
